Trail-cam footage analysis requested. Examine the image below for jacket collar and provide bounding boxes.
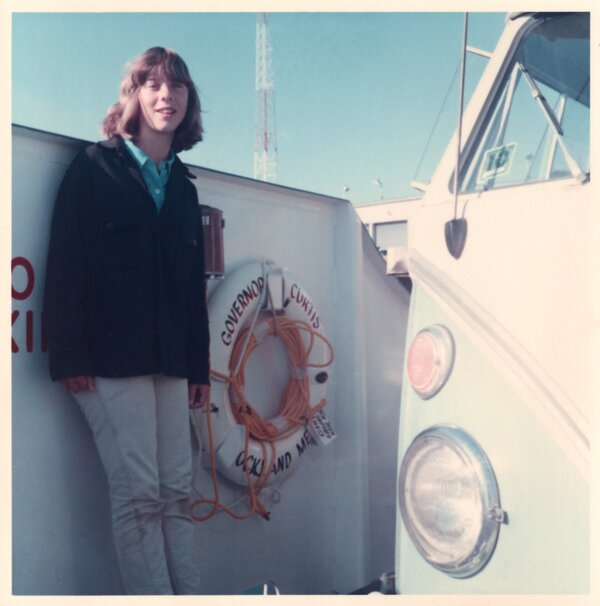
[99,136,196,180]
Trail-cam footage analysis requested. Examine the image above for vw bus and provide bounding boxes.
[393,12,591,593]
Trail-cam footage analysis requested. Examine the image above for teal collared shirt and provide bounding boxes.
[124,138,175,212]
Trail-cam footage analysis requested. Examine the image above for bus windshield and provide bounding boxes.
[460,13,590,192]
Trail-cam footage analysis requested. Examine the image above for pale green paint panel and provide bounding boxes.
[396,284,589,594]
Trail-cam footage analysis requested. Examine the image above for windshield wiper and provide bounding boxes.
[517,62,588,183]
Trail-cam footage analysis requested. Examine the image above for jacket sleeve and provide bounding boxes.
[187,191,211,385]
[43,152,93,381]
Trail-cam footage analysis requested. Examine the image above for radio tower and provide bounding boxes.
[254,13,277,182]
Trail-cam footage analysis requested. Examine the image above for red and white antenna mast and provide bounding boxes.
[254,13,277,182]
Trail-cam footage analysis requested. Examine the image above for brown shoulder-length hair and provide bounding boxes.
[101,47,203,152]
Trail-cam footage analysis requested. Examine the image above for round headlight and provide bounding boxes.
[398,425,504,578]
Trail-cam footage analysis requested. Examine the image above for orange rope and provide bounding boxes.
[191,316,334,521]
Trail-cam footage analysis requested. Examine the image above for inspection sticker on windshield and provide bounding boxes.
[477,142,517,184]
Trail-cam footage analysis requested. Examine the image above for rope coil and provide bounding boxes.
[191,315,334,521]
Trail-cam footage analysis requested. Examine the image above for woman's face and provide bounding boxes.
[137,75,189,140]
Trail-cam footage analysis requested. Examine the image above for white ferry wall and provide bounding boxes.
[11,124,410,595]
[394,13,591,593]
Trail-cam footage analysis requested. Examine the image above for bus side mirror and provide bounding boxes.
[445,217,468,259]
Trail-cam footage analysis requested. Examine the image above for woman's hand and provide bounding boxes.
[60,376,96,394]
[189,383,210,409]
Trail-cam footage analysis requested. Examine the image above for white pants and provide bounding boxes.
[74,375,199,594]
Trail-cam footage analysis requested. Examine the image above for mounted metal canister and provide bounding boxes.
[200,205,225,279]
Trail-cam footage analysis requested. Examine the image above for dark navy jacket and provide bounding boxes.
[43,136,210,384]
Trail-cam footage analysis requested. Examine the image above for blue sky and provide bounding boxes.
[12,11,506,203]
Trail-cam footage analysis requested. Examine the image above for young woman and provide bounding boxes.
[43,47,209,595]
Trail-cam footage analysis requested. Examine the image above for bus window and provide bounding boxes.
[460,13,589,193]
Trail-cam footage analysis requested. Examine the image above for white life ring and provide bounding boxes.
[200,261,332,488]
